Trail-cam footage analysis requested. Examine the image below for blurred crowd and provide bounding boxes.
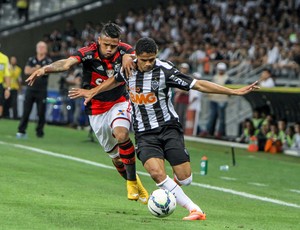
[40,0,300,78]
[237,108,300,153]
[2,0,300,151]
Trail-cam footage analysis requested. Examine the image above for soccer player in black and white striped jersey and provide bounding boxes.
[69,37,259,220]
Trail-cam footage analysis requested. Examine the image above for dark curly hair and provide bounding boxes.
[100,22,122,39]
[135,37,158,55]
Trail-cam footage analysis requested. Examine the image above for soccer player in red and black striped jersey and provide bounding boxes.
[26,23,148,204]
[69,37,259,220]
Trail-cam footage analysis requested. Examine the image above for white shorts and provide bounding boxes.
[89,101,131,154]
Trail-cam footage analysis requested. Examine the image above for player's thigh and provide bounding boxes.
[143,157,167,183]
[163,127,190,166]
[89,113,117,153]
[135,132,164,165]
[108,101,131,129]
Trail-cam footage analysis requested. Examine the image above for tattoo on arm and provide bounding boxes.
[44,58,78,73]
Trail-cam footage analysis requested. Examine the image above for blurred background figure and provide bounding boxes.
[59,66,83,128]
[17,41,52,138]
[16,0,29,22]
[173,62,190,130]
[0,46,11,118]
[259,68,275,88]
[3,56,22,119]
[185,72,202,136]
[201,62,231,138]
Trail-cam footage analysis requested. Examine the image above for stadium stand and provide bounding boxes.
[0,0,299,151]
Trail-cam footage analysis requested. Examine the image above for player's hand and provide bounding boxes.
[122,54,136,78]
[25,68,46,86]
[232,81,260,95]
[68,88,94,106]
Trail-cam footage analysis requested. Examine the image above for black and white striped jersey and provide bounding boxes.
[115,59,197,133]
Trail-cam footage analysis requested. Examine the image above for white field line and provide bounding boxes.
[1,141,299,209]
[248,182,269,187]
[220,177,237,181]
[289,189,300,194]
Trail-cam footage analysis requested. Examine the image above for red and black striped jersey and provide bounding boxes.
[71,42,134,115]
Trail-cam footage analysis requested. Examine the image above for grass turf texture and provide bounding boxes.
[0,119,299,229]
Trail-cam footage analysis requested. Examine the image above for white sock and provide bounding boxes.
[156,175,203,213]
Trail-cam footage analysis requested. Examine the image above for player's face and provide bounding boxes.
[98,35,120,58]
[137,52,156,72]
[36,42,48,55]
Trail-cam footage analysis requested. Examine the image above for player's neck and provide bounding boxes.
[36,53,46,60]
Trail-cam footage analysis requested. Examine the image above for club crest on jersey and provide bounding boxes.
[151,80,159,90]
[106,69,114,78]
[114,63,121,73]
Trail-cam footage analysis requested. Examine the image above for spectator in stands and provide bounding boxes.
[264,122,282,154]
[258,68,275,88]
[17,41,52,138]
[185,72,202,136]
[283,125,295,150]
[236,118,256,144]
[291,122,300,150]
[3,56,22,119]
[278,118,288,147]
[256,123,270,151]
[16,0,29,22]
[201,62,231,138]
[174,63,190,130]
[63,67,83,129]
[251,108,264,133]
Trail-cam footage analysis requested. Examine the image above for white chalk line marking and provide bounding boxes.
[289,189,300,194]
[1,141,299,209]
[220,177,237,181]
[248,182,269,187]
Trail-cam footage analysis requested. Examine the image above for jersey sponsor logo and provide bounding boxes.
[130,92,157,105]
[0,64,4,70]
[116,109,125,116]
[97,65,104,71]
[95,78,104,85]
[82,54,93,61]
[169,75,188,86]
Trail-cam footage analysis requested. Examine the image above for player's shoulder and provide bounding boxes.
[155,59,176,70]
[118,42,134,53]
[0,52,9,60]
[78,42,98,55]
[119,42,133,50]
[27,56,36,62]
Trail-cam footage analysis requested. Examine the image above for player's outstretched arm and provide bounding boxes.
[68,76,121,105]
[192,80,259,95]
[26,57,79,86]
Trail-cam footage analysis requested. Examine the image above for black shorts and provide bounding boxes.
[0,84,4,106]
[135,125,190,166]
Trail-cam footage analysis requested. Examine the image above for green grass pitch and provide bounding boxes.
[0,119,299,229]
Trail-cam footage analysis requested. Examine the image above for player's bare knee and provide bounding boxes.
[175,174,193,186]
[149,170,165,184]
[114,129,129,143]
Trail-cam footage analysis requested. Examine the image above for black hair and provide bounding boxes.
[135,37,158,55]
[100,22,122,39]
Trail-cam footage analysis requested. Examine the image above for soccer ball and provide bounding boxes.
[147,188,177,218]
